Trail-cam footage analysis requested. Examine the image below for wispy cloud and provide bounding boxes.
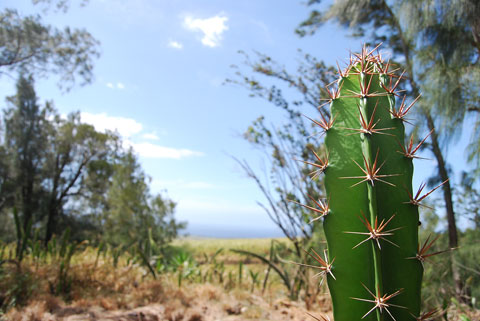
[131,142,204,159]
[183,14,228,47]
[81,112,142,138]
[250,19,273,44]
[106,82,126,90]
[80,112,202,159]
[168,40,183,49]
[99,0,164,27]
[142,132,160,140]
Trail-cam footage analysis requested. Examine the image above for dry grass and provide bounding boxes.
[5,280,333,321]
[3,239,479,321]
[1,239,334,321]
[173,237,291,263]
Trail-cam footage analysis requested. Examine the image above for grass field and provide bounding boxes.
[173,237,291,262]
[2,237,480,321]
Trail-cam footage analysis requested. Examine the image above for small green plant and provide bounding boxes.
[248,269,260,292]
[48,228,77,296]
[297,45,446,320]
[171,251,196,287]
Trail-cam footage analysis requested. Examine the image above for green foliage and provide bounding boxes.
[0,6,99,89]
[32,0,89,13]
[248,269,260,292]
[0,260,34,311]
[0,74,184,252]
[2,75,50,241]
[102,149,185,248]
[421,228,480,310]
[232,248,293,295]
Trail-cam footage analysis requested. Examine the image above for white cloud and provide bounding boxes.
[168,40,183,49]
[80,112,201,160]
[142,132,160,140]
[106,82,125,90]
[80,112,143,138]
[183,14,228,47]
[131,142,204,159]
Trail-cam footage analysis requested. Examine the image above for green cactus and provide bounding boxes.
[298,46,445,321]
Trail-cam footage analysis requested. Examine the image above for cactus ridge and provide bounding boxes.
[294,45,448,320]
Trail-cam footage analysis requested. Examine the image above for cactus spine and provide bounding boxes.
[303,46,439,321]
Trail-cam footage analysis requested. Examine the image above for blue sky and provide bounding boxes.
[1,1,473,237]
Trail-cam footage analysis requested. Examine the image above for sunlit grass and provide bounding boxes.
[173,237,291,261]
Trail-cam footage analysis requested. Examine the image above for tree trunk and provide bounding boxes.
[424,112,466,302]
[424,114,458,248]
[44,198,58,246]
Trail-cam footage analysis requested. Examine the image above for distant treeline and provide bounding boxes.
[0,74,185,247]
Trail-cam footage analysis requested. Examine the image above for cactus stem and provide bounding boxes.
[344,101,395,136]
[345,213,402,250]
[404,179,449,207]
[351,283,405,321]
[396,129,433,159]
[340,150,400,187]
[320,46,424,320]
[390,94,421,123]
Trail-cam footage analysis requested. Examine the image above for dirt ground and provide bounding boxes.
[5,283,333,321]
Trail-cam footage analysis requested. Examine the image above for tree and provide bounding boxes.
[32,0,89,13]
[0,74,118,244]
[102,149,184,248]
[43,112,114,244]
[400,0,480,175]
[457,172,480,230]
[0,74,184,248]
[3,74,51,235]
[229,51,338,244]
[229,51,338,301]
[296,0,471,302]
[0,4,99,89]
